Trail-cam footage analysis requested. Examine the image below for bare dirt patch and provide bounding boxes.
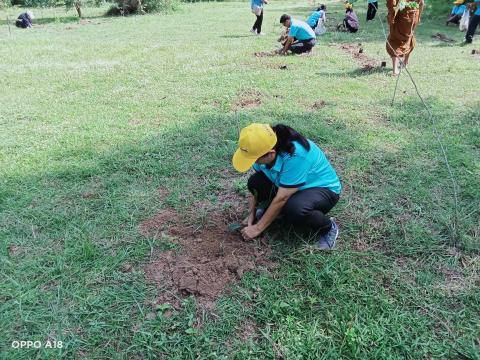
[236,319,260,341]
[254,50,280,57]
[435,257,480,296]
[431,32,455,43]
[339,43,385,72]
[231,89,263,111]
[311,100,327,111]
[141,195,275,311]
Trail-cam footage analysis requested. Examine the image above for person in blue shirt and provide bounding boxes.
[465,0,480,43]
[447,0,466,26]
[366,0,379,21]
[279,14,317,55]
[251,0,268,35]
[306,5,326,29]
[232,123,341,250]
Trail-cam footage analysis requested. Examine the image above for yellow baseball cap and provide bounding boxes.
[453,0,464,4]
[232,123,277,173]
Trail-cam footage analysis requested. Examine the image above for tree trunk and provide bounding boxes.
[75,1,82,18]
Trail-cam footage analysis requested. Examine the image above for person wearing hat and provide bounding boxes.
[447,0,467,26]
[279,14,317,55]
[232,123,341,250]
[465,0,480,43]
[15,11,34,29]
[337,2,359,32]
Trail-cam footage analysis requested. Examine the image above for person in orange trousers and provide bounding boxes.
[386,0,424,76]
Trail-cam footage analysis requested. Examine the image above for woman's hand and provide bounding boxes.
[241,224,262,241]
[242,211,255,227]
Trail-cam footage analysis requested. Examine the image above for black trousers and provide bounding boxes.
[446,14,462,25]
[367,2,378,21]
[290,38,316,54]
[344,19,358,33]
[466,14,480,43]
[252,9,263,34]
[247,172,339,235]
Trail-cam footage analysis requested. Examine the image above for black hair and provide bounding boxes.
[280,14,291,24]
[271,124,310,155]
[318,4,326,11]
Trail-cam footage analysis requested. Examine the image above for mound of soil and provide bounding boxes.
[339,43,383,72]
[431,32,455,43]
[141,200,275,310]
[231,89,263,111]
[254,50,280,57]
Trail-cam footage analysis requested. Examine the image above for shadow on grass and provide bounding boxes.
[0,14,105,26]
[220,34,254,39]
[2,101,478,359]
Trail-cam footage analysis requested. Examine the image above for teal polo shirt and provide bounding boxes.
[306,10,324,27]
[288,19,316,41]
[253,140,341,194]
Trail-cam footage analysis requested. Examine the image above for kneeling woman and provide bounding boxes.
[232,123,341,249]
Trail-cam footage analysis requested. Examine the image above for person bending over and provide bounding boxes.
[447,0,466,26]
[232,123,341,250]
[306,5,327,29]
[279,14,317,55]
[16,11,34,29]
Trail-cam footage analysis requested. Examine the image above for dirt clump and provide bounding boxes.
[141,200,275,311]
[339,43,383,72]
[231,89,263,111]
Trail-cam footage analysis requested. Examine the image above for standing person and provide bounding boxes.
[279,14,317,55]
[251,0,268,36]
[15,11,34,29]
[446,0,466,26]
[306,5,327,29]
[366,0,379,21]
[465,0,480,43]
[386,0,424,76]
[232,123,342,250]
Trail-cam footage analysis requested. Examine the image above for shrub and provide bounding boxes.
[105,0,179,15]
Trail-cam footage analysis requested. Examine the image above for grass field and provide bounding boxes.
[1,1,479,359]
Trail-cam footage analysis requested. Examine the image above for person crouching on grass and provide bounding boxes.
[232,123,341,250]
[279,14,317,55]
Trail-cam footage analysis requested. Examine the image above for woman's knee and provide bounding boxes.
[247,172,264,193]
[282,197,311,225]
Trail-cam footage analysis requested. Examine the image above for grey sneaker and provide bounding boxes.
[316,219,339,250]
[255,207,265,221]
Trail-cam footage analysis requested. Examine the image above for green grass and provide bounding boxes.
[1,1,479,359]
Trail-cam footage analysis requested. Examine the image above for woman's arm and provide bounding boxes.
[281,36,294,54]
[241,187,297,240]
